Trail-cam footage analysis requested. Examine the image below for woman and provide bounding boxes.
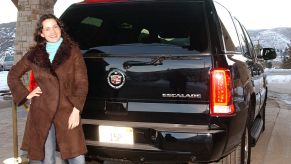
[8,14,88,163]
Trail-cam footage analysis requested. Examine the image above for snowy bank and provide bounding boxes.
[0,71,8,91]
[0,69,290,91]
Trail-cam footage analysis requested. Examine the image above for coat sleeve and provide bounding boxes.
[7,54,31,106]
[67,46,88,113]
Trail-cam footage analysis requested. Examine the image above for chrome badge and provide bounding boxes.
[162,93,202,99]
[107,69,126,89]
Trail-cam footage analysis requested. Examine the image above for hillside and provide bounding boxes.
[248,27,291,51]
[0,22,16,57]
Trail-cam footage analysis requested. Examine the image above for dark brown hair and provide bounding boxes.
[33,14,72,45]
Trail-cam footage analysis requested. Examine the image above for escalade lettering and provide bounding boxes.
[162,93,201,99]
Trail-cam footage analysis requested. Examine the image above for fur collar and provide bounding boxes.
[27,38,73,74]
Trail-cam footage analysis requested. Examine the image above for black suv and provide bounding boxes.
[61,0,276,163]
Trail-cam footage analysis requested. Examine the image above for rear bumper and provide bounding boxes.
[82,119,227,163]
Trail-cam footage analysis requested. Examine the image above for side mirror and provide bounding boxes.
[259,48,277,60]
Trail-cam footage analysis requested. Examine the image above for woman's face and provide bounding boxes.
[40,18,61,43]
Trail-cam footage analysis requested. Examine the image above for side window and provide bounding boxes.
[233,18,249,58]
[241,25,257,59]
[214,2,241,52]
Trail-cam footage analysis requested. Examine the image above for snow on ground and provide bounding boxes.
[265,68,291,72]
[0,71,8,91]
[0,69,291,104]
[267,75,291,84]
[1,70,291,90]
[0,69,290,99]
[265,69,291,83]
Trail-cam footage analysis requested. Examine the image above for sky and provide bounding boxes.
[0,0,291,30]
[216,0,291,29]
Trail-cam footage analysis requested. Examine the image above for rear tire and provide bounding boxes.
[217,125,251,164]
[261,92,267,132]
[240,125,251,164]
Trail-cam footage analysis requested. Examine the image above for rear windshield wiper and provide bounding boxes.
[123,56,167,69]
[123,56,201,69]
[123,57,163,69]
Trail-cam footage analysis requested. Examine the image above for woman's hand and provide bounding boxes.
[68,107,80,129]
[26,86,42,100]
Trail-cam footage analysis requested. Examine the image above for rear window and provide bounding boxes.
[61,1,209,54]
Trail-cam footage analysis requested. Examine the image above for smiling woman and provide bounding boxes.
[7,14,88,164]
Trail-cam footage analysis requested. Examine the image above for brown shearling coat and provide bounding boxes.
[7,38,88,160]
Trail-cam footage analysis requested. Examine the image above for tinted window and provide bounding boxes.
[241,25,257,59]
[233,18,248,56]
[214,2,241,52]
[61,1,209,54]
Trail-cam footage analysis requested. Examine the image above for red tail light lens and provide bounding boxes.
[210,68,235,116]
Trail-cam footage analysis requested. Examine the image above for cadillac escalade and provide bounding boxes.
[60,0,276,163]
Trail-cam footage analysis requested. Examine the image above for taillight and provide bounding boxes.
[210,68,235,116]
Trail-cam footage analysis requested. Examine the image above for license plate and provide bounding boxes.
[99,125,134,144]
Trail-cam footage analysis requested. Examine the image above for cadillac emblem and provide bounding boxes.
[107,69,126,89]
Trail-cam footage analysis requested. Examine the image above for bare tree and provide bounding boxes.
[281,43,291,68]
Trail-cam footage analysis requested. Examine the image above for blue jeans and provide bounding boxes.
[29,124,85,164]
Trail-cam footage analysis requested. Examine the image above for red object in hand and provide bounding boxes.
[29,71,38,92]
